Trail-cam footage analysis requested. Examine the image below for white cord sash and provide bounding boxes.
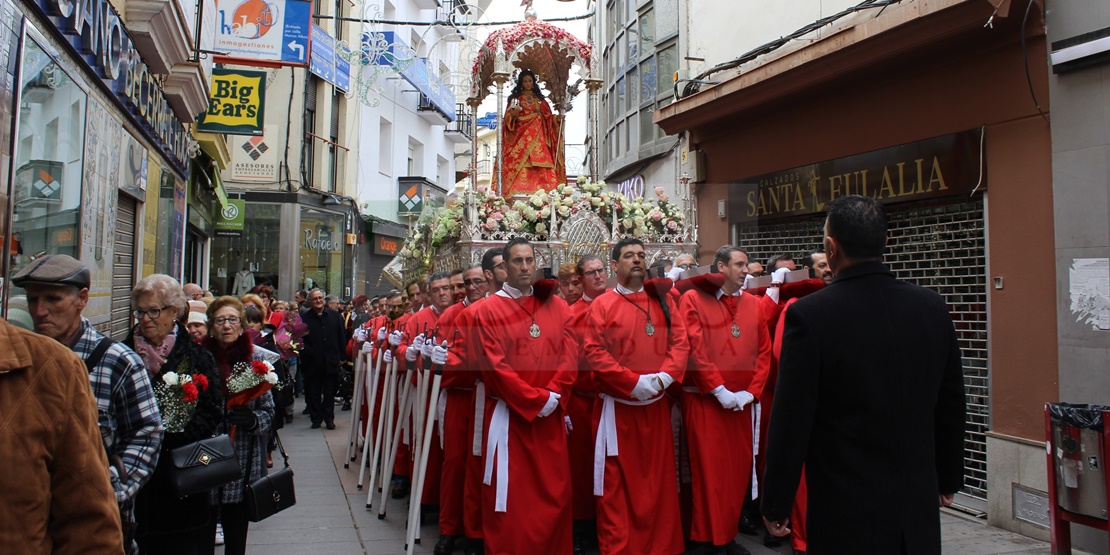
[472,381,486,456]
[593,392,663,496]
[483,398,510,512]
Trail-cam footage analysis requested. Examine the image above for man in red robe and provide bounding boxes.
[567,254,610,554]
[434,263,490,555]
[680,245,771,555]
[583,238,690,555]
[391,272,453,501]
[475,238,577,554]
[461,248,508,555]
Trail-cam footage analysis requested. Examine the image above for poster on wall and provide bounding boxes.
[214,0,312,67]
[142,159,161,278]
[81,97,119,327]
[1068,258,1110,331]
[230,127,279,181]
[197,69,267,135]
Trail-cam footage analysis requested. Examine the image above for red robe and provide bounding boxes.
[774,298,809,552]
[583,281,689,555]
[567,294,604,521]
[679,286,771,545]
[395,306,443,496]
[437,299,479,537]
[456,300,487,540]
[475,288,578,554]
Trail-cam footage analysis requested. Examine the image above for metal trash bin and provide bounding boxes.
[1049,403,1109,520]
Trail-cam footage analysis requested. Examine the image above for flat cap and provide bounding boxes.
[12,254,91,289]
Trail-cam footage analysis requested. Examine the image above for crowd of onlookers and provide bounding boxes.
[0,252,404,555]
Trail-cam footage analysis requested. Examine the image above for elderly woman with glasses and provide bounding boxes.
[201,296,277,555]
[125,274,222,555]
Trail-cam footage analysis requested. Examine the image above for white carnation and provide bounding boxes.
[162,372,179,386]
[265,372,279,385]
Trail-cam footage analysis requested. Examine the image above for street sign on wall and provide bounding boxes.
[309,25,351,93]
[214,0,312,67]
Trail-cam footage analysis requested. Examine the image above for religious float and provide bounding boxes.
[384,4,699,286]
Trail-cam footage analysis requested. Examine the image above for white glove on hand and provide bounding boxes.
[734,390,756,410]
[665,267,683,281]
[771,267,790,284]
[431,343,448,365]
[712,384,740,410]
[405,344,419,362]
[538,391,561,418]
[564,415,574,434]
[655,372,675,389]
[355,328,368,342]
[411,333,426,352]
[630,374,662,401]
[743,274,756,290]
[421,337,435,358]
[377,327,387,341]
[383,349,393,363]
[361,340,374,353]
[388,330,403,346]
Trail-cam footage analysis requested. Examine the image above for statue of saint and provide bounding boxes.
[498,69,565,197]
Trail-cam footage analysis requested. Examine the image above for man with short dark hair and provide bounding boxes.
[12,255,163,553]
[803,249,833,285]
[762,195,966,554]
[557,262,583,305]
[449,268,467,305]
[747,261,765,278]
[584,238,690,555]
[679,245,770,555]
[474,238,577,554]
[294,289,308,307]
[301,288,347,429]
[768,254,797,271]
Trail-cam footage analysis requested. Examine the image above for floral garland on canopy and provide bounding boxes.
[397,180,687,273]
[473,21,592,77]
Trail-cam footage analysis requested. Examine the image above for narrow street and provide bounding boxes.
[219,398,1088,555]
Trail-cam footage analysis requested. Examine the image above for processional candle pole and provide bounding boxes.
[584,78,603,183]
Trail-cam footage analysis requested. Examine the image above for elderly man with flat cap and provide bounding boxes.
[12,255,163,553]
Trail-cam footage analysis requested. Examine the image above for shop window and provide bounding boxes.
[657,44,677,100]
[209,203,281,296]
[6,37,88,326]
[299,207,346,296]
[640,108,654,147]
[639,9,654,52]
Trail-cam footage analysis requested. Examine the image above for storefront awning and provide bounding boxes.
[193,128,232,171]
[212,170,229,211]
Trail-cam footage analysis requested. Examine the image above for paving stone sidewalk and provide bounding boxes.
[220,398,1090,554]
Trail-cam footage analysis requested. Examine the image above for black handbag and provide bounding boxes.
[167,434,240,498]
[245,431,296,522]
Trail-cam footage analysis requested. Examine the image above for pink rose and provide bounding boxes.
[491,211,504,221]
[651,210,663,221]
[667,220,678,230]
[654,186,665,197]
[486,217,498,229]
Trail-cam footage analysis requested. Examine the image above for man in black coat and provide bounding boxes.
[301,288,348,429]
[761,195,966,555]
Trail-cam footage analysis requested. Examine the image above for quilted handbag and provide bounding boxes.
[167,434,240,498]
[245,431,296,522]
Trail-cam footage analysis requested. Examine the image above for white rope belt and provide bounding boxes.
[437,392,448,450]
[751,401,761,499]
[483,398,510,512]
[472,381,486,456]
[401,383,414,446]
[593,392,664,496]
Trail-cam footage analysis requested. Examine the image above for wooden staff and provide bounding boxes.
[378,364,414,518]
[356,347,384,487]
[405,331,456,553]
[344,349,368,466]
[365,351,397,504]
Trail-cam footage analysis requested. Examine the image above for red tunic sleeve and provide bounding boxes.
[680,290,726,394]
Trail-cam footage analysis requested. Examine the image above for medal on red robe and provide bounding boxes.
[645,322,655,337]
[732,323,741,338]
[529,322,541,338]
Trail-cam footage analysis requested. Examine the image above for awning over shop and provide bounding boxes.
[193,128,232,171]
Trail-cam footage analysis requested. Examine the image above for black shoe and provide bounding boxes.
[572,530,586,555]
[285,415,294,424]
[725,541,752,555]
[738,514,759,536]
[390,477,411,499]
[326,422,336,430]
[433,534,456,555]
[462,539,482,555]
[311,422,321,429]
[341,402,352,411]
[763,531,782,547]
[302,407,311,415]
[793,550,807,555]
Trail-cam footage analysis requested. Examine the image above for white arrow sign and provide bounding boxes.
[288,41,305,60]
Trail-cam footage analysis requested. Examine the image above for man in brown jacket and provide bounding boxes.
[0,316,125,553]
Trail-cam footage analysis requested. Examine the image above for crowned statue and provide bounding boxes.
[496,69,566,198]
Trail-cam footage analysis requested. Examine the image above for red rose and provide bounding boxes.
[192,373,209,391]
[182,382,199,403]
[251,360,268,375]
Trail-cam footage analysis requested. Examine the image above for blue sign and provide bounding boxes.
[309,25,349,93]
[477,111,499,130]
[363,31,456,121]
[215,0,312,67]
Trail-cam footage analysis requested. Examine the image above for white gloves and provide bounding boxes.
[431,342,448,365]
[412,333,426,352]
[377,327,387,341]
[712,385,740,410]
[666,267,683,281]
[655,372,675,389]
[355,328,368,342]
[383,349,393,363]
[631,374,662,401]
[743,274,756,290]
[771,267,790,284]
[538,391,561,417]
[388,330,403,346]
[421,337,436,358]
[406,345,419,362]
[361,340,374,353]
[734,390,756,409]
[564,415,574,433]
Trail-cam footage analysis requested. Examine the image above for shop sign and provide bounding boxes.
[231,127,279,181]
[730,130,982,223]
[198,69,266,135]
[32,0,193,173]
[303,227,342,252]
[374,234,399,256]
[364,31,455,121]
[398,181,423,217]
[215,198,245,237]
[214,0,311,67]
[615,175,645,199]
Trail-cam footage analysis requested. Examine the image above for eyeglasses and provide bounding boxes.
[463,278,486,287]
[133,306,171,320]
[676,264,697,270]
[582,269,606,278]
[310,297,325,302]
[214,316,241,326]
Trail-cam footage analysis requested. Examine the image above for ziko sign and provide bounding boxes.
[197,69,266,135]
[615,175,645,199]
[31,0,193,173]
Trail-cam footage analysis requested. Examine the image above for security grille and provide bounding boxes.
[111,195,137,340]
[736,197,989,500]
